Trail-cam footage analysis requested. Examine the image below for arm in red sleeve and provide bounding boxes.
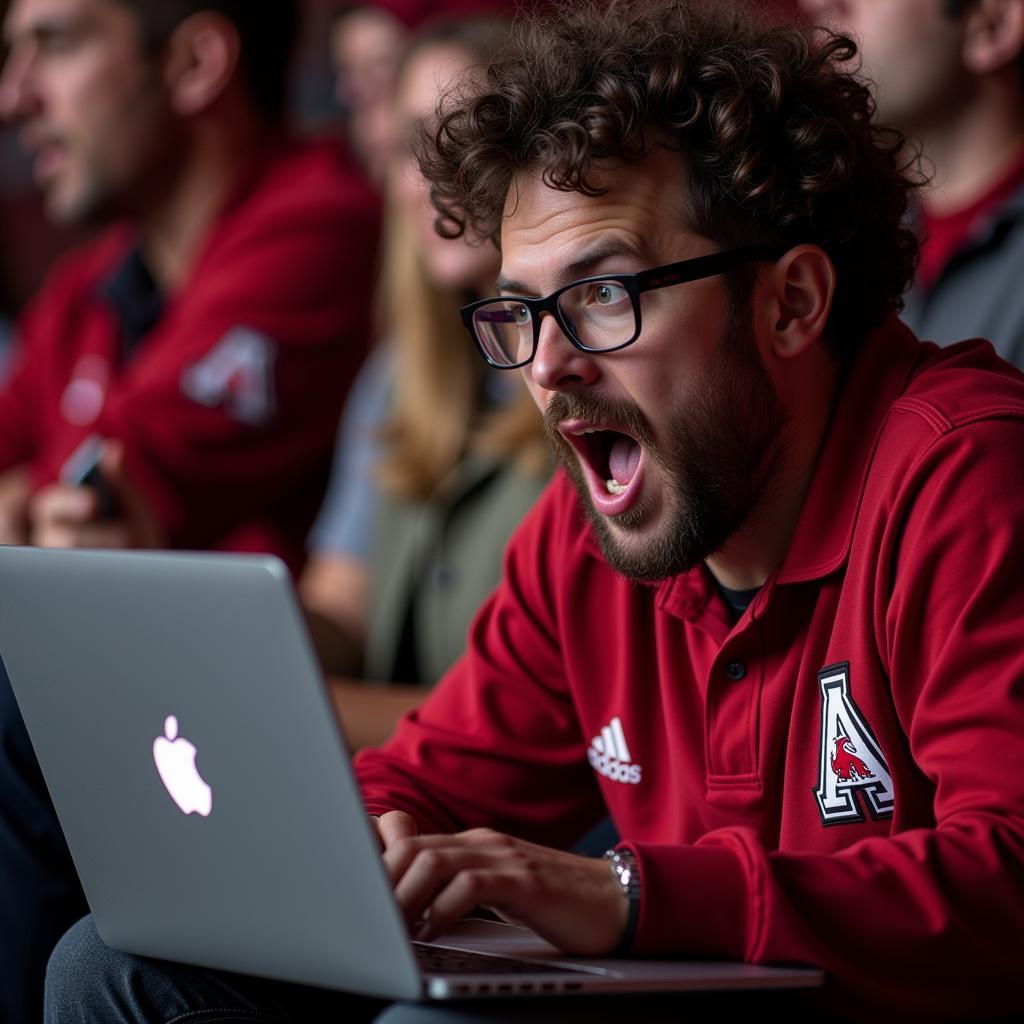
[98,153,380,564]
[355,479,607,847]
[626,418,1024,1021]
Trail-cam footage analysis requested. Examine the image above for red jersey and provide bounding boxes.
[356,318,1024,1020]
[0,139,379,574]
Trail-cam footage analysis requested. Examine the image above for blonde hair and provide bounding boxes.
[375,200,547,502]
[374,21,548,501]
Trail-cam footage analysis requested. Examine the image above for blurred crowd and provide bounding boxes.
[1,0,1020,715]
[0,0,1022,1017]
[0,3,550,1016]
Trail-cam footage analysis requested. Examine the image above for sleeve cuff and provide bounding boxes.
[622,841,751,958]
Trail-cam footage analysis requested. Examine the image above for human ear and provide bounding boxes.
[163,12,241,117]
[760,244,835,360]
[962,0,1024,76]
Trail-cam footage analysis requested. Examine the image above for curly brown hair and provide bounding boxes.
[419,0,922,362]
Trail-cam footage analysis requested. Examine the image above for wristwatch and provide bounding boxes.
[603,847,641,953]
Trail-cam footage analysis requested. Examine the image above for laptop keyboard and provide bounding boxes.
[413,942,592,976]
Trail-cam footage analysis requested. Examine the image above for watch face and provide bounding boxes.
[604,850,641,954]
[605,850,640,896]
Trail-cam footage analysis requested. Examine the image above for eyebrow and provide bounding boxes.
[4,14,87,48]
[495,239,645,296]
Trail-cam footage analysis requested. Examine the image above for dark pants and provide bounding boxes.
[45,916,386,1023]
[46,915,829,1024]
[0,664,88,1023]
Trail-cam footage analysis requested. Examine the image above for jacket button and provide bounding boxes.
[725,660,747,681]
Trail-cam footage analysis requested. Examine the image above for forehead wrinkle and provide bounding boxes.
[498,151,700,295]
[499,203,657,294]
[495,237,644,295]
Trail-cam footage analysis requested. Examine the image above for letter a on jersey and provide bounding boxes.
[814,663,895,824]
[181,327,276,426]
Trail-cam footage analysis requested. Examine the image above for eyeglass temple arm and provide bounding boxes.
[634,246,785,293]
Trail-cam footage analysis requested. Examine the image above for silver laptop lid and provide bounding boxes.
[0,547,421,1000]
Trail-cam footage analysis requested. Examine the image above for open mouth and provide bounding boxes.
[559,419,646,515]
[30,141,66,188]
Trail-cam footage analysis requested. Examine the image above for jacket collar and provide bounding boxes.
[774,314,921,585]
[654,315,923,623]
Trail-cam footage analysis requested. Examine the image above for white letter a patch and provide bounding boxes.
[814,663,894,825]
[181,327,276,426]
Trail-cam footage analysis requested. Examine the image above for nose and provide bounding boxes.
[0,46,40,122]
[528,311,600,393]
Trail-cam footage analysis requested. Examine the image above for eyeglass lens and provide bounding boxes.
[472,279,639,366]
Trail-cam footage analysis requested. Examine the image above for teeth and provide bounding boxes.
[605,479,626,495]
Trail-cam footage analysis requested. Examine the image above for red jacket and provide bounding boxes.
[356,317,1024,1020]
[0,139,379,574]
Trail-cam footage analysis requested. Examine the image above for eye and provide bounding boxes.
[512,303,531,325]
[592,282,628,306]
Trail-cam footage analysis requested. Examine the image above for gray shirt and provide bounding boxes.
[307,344,392,559]
[901,180,1024,369]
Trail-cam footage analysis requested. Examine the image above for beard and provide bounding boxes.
[542,297,788,582]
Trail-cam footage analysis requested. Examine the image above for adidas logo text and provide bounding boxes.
[588,716,643,785]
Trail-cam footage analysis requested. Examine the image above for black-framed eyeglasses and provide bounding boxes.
[460,245,784,369]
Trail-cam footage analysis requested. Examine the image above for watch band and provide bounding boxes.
[603,847,641,954]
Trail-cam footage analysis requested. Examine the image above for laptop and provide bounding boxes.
[0,546,822,1001]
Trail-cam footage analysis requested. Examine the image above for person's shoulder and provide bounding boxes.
[186,137,381,315]
[231,136,380,237]
[863,334,1024,512]
[28,226,134,307]
[18,227,135,327]
[194,136,381,291]
[843,323,1024,525]
[897,337,1024,432]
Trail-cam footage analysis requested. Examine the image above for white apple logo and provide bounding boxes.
[152,715,213,817]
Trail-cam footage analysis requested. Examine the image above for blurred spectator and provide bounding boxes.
[0,100,90,318]
[0,0,379,1019]
[329,4,408,186]
[0,0,379,566]
[327,0,523,185]
[802,0,1024,364]
[301,17,550,750]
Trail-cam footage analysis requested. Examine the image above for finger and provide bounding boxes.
[0,468,31,545]
[32,520,131,550]
[383,835,429,888]
[387,827,516,855]
[30,484,98,528]
[393,846,504,929]
[384,829,518,889]
[382,831,467,886]
[99,442,163,547]
[413,867,513,942]
[376,810,418,853]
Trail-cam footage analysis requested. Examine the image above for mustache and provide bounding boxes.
[541,393,655,449]
[19,124,66,154]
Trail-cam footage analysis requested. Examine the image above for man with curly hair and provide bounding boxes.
[46,0,1024,1021]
